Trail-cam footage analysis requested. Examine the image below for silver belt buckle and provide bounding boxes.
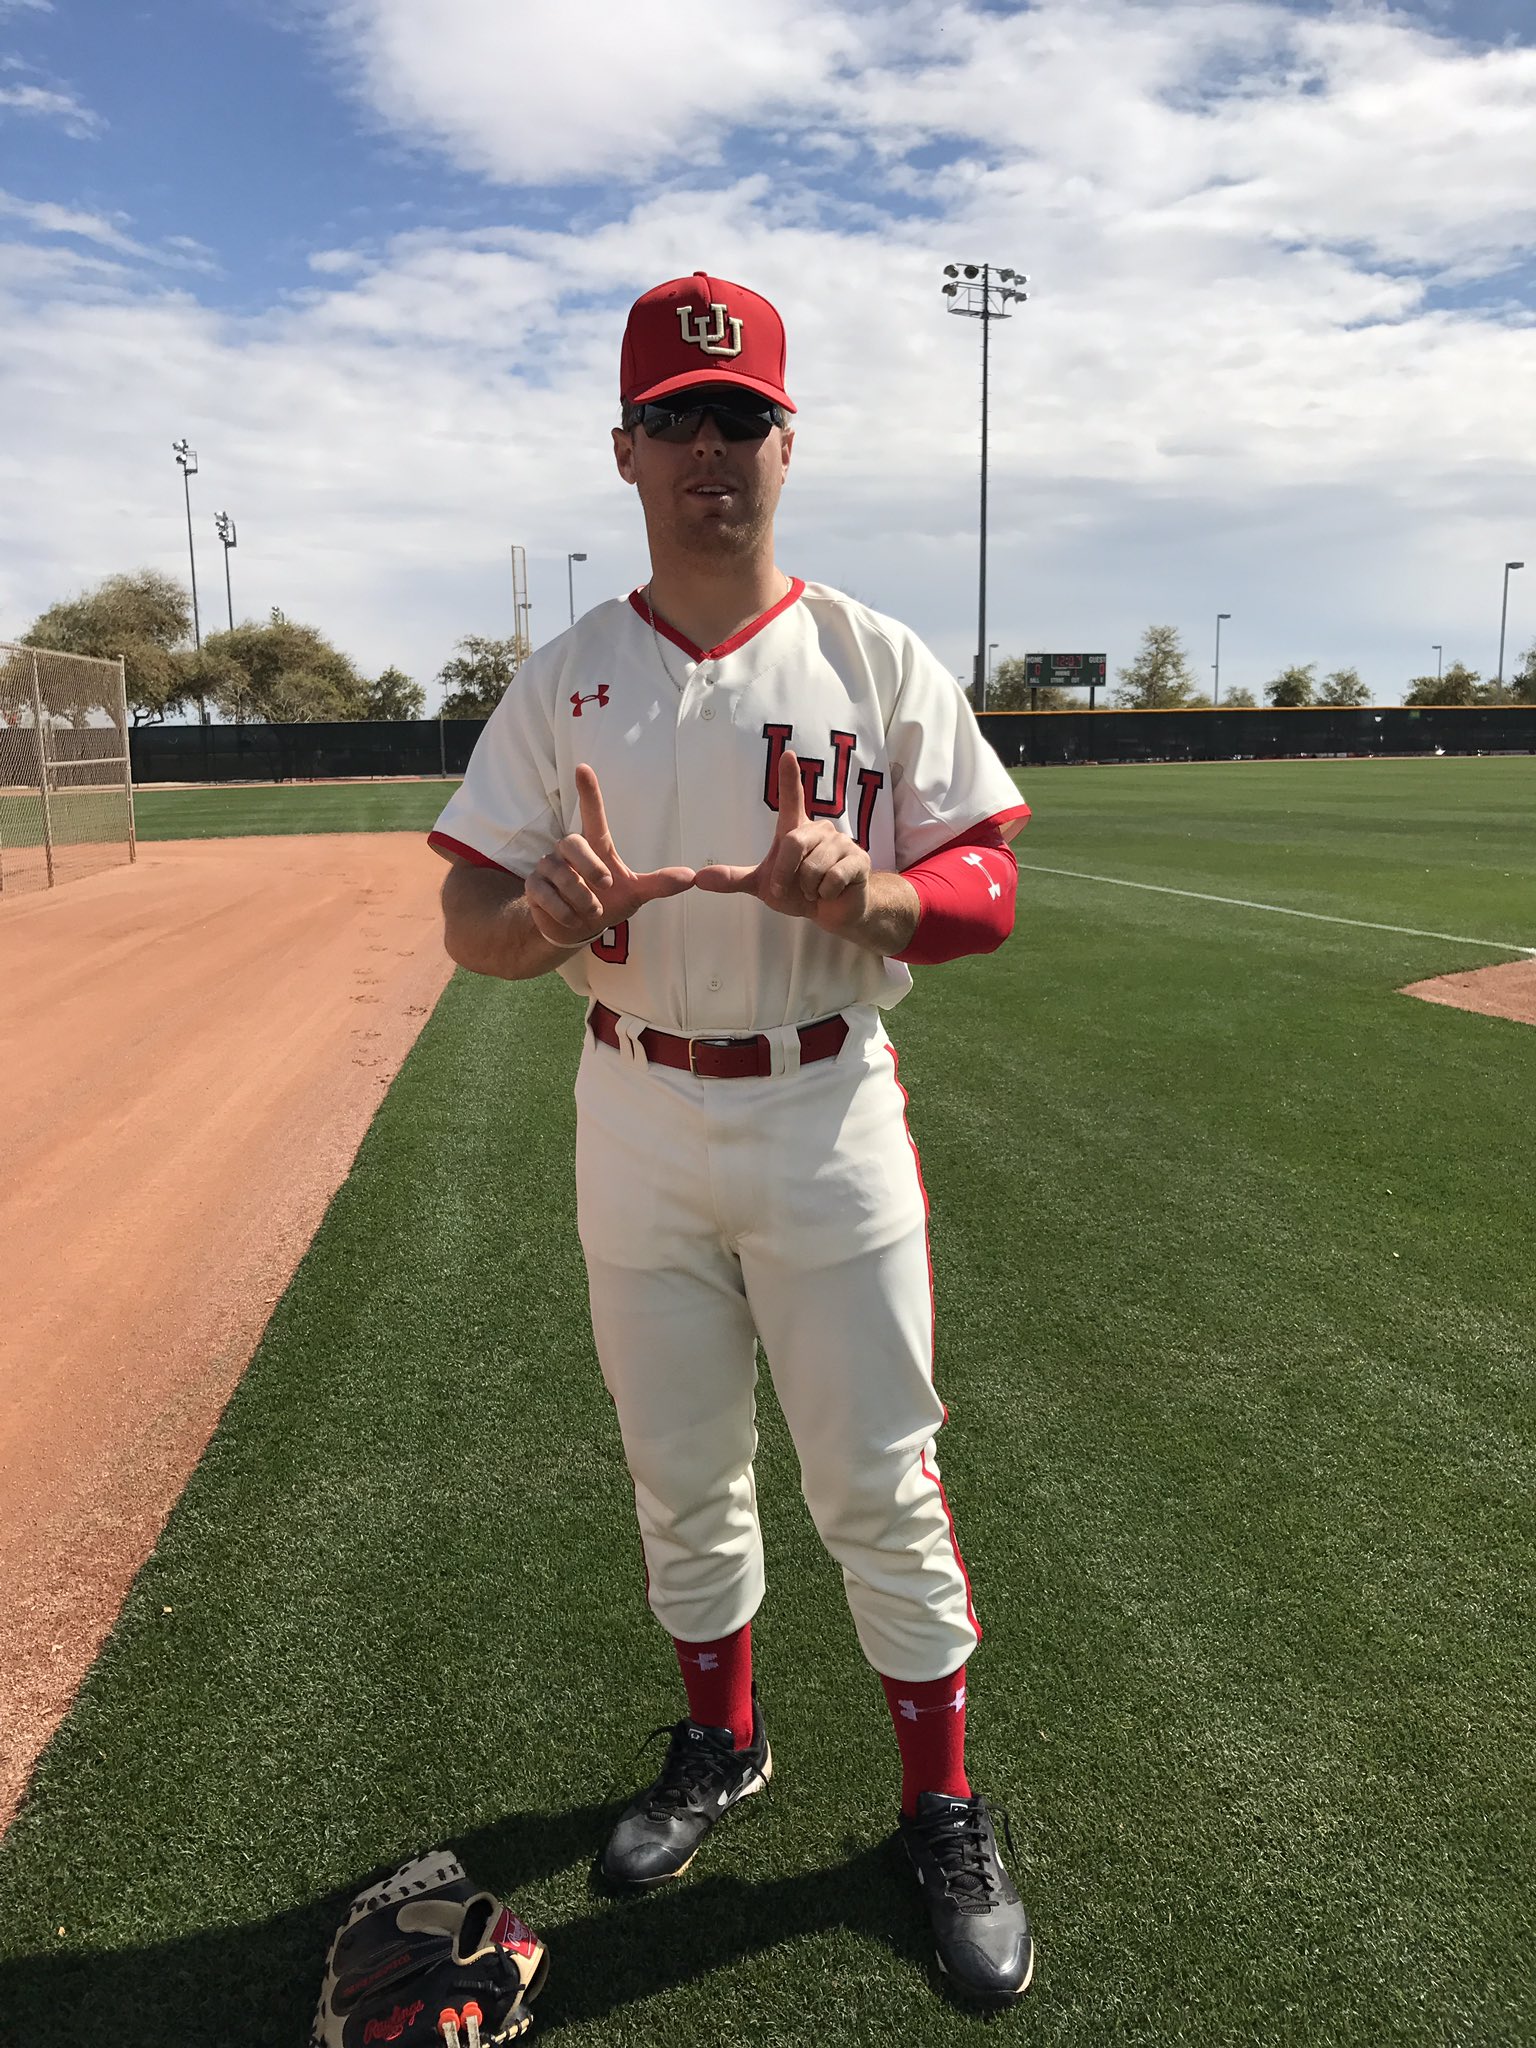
[688,1034,746,1075]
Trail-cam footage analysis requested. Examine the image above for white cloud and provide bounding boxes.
[0,191,218,271]
[0,0,1533,705]
[0,79,101,136]
[314,0,868,183]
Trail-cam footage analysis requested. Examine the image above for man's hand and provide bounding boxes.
[695,749,916,951]
[525,763,695,949]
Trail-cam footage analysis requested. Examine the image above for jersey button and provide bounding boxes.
[708,976,722,991]
[701,706,715,721]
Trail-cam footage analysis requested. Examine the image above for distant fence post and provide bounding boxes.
[30,650,56,888]
[118,655,137,862]
[438,713,446,778]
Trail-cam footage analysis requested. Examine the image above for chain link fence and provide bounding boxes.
[0,645,136,898]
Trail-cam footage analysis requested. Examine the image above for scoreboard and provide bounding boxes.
[1025,652,1107,690]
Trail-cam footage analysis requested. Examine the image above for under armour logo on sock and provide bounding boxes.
[680,1649,719,1671]
[897,1684,966,1721]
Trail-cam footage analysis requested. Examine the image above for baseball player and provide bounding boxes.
[429,272,1033,2005]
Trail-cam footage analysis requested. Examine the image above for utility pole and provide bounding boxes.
[941,262,1028,712]
[173,440,202,648]
[1497,561,1524,687]
[1213,613,1231,704]
[215,511,237,631]
[173,439,206,722]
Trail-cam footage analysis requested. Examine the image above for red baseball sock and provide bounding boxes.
[673,1623,754,1749]
[881,1668,972,1816]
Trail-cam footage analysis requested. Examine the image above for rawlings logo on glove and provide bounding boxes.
[313,1851,548,2048]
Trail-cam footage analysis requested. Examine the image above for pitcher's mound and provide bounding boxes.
[1401,957,1536,1027]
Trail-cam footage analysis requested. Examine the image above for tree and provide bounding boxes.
[1265,663,1317,708]
[1509,642,1536,705]
[189,609,367,723]
[1220,686,1259,709]
[437,635,522,718]
[1404,661,1480,707]
[1112,625,1200,708]
[23,569,195,724]
[988,657,1069,712]
[1317,666,1371,708]
[363,665,426,720]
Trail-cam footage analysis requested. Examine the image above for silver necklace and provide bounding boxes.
[642,575,790,691]
[642,585,683,694]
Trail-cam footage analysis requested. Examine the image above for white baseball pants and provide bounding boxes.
[573,1002,981,1684]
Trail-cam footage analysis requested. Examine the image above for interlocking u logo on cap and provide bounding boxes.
[677,302,743,357]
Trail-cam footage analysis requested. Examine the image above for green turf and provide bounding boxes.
[1,759,1533,2044]
[132,779,460,839]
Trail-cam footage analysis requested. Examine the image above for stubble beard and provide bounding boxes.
[646,478,775,566]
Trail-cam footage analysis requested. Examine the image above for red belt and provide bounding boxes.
[589,1001,848,1079]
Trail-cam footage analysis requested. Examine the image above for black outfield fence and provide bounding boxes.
[975,703,1536,768]
[129,704,1536,785]
[129,718,489,784]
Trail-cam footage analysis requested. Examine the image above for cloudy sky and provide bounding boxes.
[1,0,1532,709]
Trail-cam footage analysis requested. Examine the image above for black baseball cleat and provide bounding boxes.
[898,1790,1034,2004]
[601,1692,771,1889]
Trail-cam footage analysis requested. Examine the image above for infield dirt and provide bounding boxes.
[1400,956,1536,1027]
[0,834,454,1831]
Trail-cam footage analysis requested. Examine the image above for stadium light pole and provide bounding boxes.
[214,511,237,631]
[567,551,588,628]
[1497,561,1524,687]
[988,641,998,691]
[941,261,1028,712]
[1213,613,1231,705]
[172,439,202,653]
[1432,643,1442,679]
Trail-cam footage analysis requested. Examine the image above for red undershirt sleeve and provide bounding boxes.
[894,820,1020,966]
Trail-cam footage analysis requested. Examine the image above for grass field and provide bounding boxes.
[133,779,456,840]
[2,758,1532,2045]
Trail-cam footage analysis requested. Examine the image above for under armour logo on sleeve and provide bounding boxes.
[963,851,1003,900]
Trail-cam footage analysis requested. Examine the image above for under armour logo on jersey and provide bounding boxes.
[677,302,744,358]
[570,685,610,717]
[964,850,1003,900]
[896,1684,967,1721]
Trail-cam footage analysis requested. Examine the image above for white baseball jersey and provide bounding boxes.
[429,579,1028,1036]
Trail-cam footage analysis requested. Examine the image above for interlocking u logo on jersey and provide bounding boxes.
[570,685,610,717]
[677,302,744,358]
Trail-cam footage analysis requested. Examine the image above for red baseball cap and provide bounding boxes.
[620,271,796,412]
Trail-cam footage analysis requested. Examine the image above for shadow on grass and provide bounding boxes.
[0,1801,938,2044]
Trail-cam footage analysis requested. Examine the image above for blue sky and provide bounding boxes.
[1,0,1533,707]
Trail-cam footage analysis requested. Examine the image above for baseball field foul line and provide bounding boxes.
[1013,862,1536,956]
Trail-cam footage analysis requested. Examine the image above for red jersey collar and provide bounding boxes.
[628,577,805,663]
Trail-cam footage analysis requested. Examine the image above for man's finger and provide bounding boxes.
[527,868,603,930]
[575,762,615,854]
[554,834,615,893]
[776,747,808,832]
[693,860,766,894]
[815,851,867,899]
[631,864,698,902]
[765,827,808,901]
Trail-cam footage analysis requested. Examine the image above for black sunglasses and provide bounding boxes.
[624,391,790,443]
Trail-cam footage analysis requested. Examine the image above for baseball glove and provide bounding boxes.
[312,1847,549,2048]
